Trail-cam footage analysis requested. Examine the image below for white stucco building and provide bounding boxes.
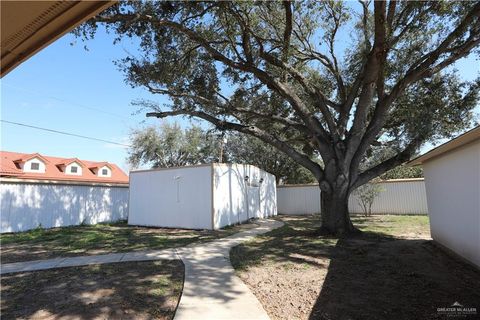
[410,127,480,268]
[128,163,277,230]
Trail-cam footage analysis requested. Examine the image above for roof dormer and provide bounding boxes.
[14,153,48,173]
[24,157,46,173]
[66,161,83,175]
[56,158,85,176]
[89,162,112,178]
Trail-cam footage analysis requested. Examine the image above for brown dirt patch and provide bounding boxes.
[231,215,480,320]
[0,260,184,319]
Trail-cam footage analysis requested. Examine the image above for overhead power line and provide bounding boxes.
[2,83,130,120]
[1,120,131,147]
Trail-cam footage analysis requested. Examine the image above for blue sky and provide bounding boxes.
[1,28,170,172]
[1,23,479,173]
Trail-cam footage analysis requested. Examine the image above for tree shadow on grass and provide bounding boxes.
[309,232,480,320]
[231,215,338,272]
[0,260,184,320]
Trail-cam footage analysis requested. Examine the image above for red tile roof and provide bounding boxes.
[56,158,87,167]
[0,151,129,184]
[88,161,113,169]
[13,152,50,163]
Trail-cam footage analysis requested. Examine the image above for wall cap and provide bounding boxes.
[0,177,129,188]
[277,178,425,188]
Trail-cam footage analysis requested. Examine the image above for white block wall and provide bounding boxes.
[277,179,428,215]
[0,180,129,233]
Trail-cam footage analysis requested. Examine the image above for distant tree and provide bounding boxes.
[381,165,423,180]
[360,145,424,180]
[79,1,480,234]
[128,123,316,184]
[353,180,385,217]
[127,122,216,168]
[224,134,316,184]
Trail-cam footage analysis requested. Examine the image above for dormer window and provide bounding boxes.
[89,163,112,177]
[21,157,46,173]
[65,162,82,175]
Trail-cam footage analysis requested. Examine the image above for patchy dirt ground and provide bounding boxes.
[230,215,480,320]
[0,220,257,263]
[0,260,184,319]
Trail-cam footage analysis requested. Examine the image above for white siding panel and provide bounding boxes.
[0,182,128,233]
[277,179,428,215]
[349,180,428,214]
[277,185,321,215]
[128,166,212,229]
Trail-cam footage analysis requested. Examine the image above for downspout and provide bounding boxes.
[244,175,250,221]
[211,163,215,230]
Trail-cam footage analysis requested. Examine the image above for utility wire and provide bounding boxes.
[1,120,131,147]
[2,83,131,120]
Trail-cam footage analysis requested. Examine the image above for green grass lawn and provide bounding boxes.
[352,214,431,238]
[231,214,480,320]
[0,220,256,264]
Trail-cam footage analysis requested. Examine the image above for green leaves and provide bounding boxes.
[79,0,479,190]
[385,72,478,143]
[127,122,217,168]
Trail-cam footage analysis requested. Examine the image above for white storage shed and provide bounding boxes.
[128,163,277,230]
[410,126,480,268]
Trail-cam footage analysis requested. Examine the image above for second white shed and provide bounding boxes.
[128,163,277,230]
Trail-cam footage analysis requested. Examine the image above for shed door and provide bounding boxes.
[247,186,261,219]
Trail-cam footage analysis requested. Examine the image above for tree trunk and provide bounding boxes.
[320,188,357,235]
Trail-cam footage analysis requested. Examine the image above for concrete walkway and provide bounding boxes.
[1,219,283,319]
[0,249,179,274]
[175,219,283,320]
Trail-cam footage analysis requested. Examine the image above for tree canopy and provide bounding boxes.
[79,0,480,234]
[128,122,217,168]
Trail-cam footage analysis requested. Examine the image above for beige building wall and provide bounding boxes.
[423,140,480,267]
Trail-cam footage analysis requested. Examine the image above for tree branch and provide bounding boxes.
[282,1,293,63]
[146,109,325,180]
[356,3,480,162]
[145,85,313,136]
[346,1,387,162]
[350,137,422,190]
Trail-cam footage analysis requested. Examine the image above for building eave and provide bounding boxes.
[1,1,116,77]
[409,126,480,166]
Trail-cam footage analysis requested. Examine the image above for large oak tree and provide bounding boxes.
[79,1,480,234]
